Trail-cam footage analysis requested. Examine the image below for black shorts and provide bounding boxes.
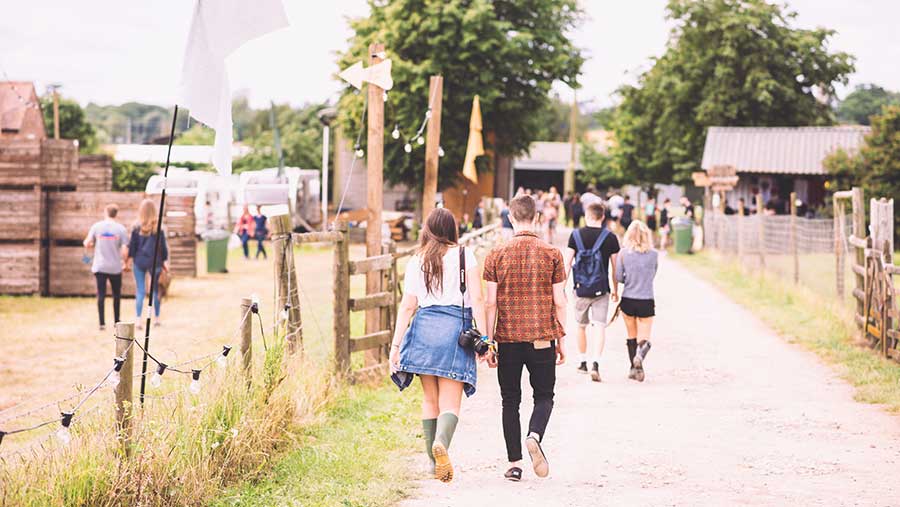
[647,216,657,231]
[620,297,655,318]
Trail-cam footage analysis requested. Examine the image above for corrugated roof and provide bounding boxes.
[701,126,870,175]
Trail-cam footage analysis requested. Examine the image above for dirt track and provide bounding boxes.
[400,253,900,506]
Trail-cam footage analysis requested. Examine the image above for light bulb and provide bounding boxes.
[417,136,425,146]
[391,126,400,139]
[425,109,432,119]
[438,146,445,157]
[280,304,290,322]
[107,370,121,389]
[251,293,260,306]
[57,412,73,446]
[56,426,71,446]
[189,370,201,395]
[217,345,232,368]
[382,91,388,102]
[355,148,365,158]
[150,363,167,388]
[404,143,412,153]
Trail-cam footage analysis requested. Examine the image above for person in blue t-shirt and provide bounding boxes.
[253,208,268,260]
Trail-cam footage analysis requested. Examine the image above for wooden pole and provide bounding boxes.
[272,213,301,354]
[333,221,351,374]
[52,89,60,140]
[737,199,745,261]
[852,187,865,319]
[240,297,253,378]
[114,322,134,455]
[790,192,798,284]
[834,195,844,299]
[422,75,443,220]
[366,42,386,365]
[756,194,765,270]
[563,89,577,196]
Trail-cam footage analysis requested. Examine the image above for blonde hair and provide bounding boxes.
[623,220,653,253]
[136,198,158,235]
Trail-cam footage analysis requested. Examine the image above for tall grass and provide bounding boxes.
[0,341,337,506]
[678,251,900,411]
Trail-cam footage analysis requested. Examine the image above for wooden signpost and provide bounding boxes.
[366,43,386,364]
[422,75,443,220]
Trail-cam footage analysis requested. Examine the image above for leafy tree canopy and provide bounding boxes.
[825,105,900,242]
[338,0,584,189]
[611,0,854,186]
[835,84,900,126]
[232,102,326,174]
[533,94,596,142]
[41,96,98,153]
[175,123,215,145]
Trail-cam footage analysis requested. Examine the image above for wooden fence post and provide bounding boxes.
[422,75,443,220]
[114,322,134,455]
[333,221,351,375]
[756,194,765,270]
[737,200,745,261]
[366,42,386,367]
[834,195,845,299]
[240,297,252,378]
[790,192,798,284]
[381,241,397,361]
[852,187,865,320]
[272,213,302,354]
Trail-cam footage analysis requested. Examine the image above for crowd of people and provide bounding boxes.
[390,194,659,484]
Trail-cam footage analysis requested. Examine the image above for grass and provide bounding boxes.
[677,251,900,411]
[212,380,421,507]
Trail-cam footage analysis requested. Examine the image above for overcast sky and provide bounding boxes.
[2,1,898,110]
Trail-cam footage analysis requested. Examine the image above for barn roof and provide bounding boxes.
[701,126,870,175]
[0,81,46,140]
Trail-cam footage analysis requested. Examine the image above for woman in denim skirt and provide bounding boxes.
[390,208,488,483]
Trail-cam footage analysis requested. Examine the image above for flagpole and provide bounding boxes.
[139,105,179,406]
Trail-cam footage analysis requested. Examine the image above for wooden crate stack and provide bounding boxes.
[0,139,198,296]
[0,139,78,295]
[162,194,198,277]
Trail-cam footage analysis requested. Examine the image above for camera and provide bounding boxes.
[458,327,490,355]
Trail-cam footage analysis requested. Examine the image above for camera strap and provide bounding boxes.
[459,245,467,327]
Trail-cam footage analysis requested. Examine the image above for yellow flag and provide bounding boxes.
[462,95,484,184]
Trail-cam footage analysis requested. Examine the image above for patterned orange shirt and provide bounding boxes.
[483,231,567,343]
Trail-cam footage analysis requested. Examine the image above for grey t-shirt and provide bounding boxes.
[614,248,658,300]
[86,219,128,274]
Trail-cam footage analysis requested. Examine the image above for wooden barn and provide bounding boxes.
[0,81,196,296]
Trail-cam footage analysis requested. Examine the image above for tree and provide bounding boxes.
[232,102,326,173]
[825,105,900,241]
[111,160,157,191]
[533,95,594,142]
[611,0,854,185]
[579,140,627,189]
[835,84,900,125]
[338,0,584,189]
[41,96,98,152]
[175,124,215,145]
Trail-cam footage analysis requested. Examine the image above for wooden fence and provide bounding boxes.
[280,220,501,382]
[834,189,898,361]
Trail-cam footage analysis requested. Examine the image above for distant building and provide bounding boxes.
[0,82,46,141]
[701,126,870,210]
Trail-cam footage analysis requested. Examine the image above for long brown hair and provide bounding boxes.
[135,198,158,235]
[419,208,459,295]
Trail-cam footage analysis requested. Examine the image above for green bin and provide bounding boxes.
[206,238,229,273]
[672,218,693,254]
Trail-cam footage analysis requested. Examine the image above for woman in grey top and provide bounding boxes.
[614,220,658,382]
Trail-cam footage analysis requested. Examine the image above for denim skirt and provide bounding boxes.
[391,305,477,397]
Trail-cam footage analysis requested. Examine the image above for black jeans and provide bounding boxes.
[95,272,122,326]
[497,341,556,462]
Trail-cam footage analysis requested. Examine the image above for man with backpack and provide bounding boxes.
[563,202,620,382]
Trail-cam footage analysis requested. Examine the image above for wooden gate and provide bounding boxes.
[862,198,898,359]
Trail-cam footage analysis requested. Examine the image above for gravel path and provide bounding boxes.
[400,253,900,507]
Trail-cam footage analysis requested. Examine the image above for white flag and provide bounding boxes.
[180,0,289,175]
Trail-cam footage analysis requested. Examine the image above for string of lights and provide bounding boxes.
[386,83,443,156]
[0,303,266,451]
[0,63,41,112]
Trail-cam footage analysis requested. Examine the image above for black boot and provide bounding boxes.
[634,340,651,368]
[626,339,638,379]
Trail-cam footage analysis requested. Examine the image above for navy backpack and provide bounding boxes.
[571,228,611,298]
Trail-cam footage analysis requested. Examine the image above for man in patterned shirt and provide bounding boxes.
[484,194,567,482]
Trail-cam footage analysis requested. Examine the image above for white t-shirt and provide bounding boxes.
[404,246,477,308]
